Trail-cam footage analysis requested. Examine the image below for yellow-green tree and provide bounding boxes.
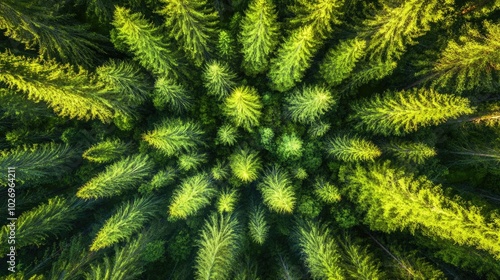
[286,85,337,124]
[223,86,263,131]
[168,173,215,219]
[289,0,344,39]
[229,147,262,183]
[258,166,296,214]
[326,135,381,162]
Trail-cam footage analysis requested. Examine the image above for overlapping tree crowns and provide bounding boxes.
[229,147,262,183]
[203,60,237,99]
[168,173,216,220]
[326,135,381,162]
[223,85,263,131]
[76,154,154,199]
[82,139,131,163]
[339,235,385,279]
[258,165,296,214]
[142,118,205,157]
[286,85,338,124]
[351,88,475,136]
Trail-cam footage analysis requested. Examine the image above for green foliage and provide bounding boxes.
[168,229,192,261]
[211,160,230,181]
[385,141,437,164]
[314,177,341,204]
[203,61,237,99]
[340,235,385,280]
[320,38,366,86]
[259,127,275,150]
[268,25,319,92]
[297,195,322,218]
[239,0,279,75]
[48,235,95,280]
[139,167,177,194]
[76,154,153,199]
[277,133,303,160]
[142,118,204,156]
[352,88,474,136]
[223,86,263,131]
[308,121,331,138]
[248,205,269,244]
[289,0,344,38]
[326,135,381,162]
[286,85,337,124]
[217,188,238,213]
[153,76,193,112]
[82,139,130,163]
[296,220,345,279]
[112,6,178,77]
[168,173,215,219]
[216,124,239,146]
[258,166,296,214]
[90,195,160,251]
[195,213,240,280]
[178,152,207,171]
[217,30,236,60]
[229,147,262,183]
[159,0,219,66]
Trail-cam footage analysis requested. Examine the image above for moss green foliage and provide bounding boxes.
[82,139,130,163]
[203,61,236,99]
[229,147,262,183]
[258,166,296,214]
[153,77,193,112]
[248,205,269,244]
[223,86,263,131]
[195,214,240,280]
[277,133,303,160]
[314,177,341,204]
[211,160,230,181]
[216,124,238,146]
[289,0,344,38]
[286,85,337,124]
[340,236,385,280]
[326,135,381,162]
[168,173,215,219]
[178,152,207,171]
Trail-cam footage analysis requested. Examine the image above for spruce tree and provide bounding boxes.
[248,205,269,244]
[320,38,366,86]
[82,139,131,163]
[229,147,262,183]
[216,124,239,146]
[289,0,344,39]
[203,61,237,99]
[385,141,437,164]
[223,86,263,131]
[153,76,193,113]
[239,0,280,75]
[340,235,385,280]
[217,189,238,213]
[258,166,296,214]
[326,135,381,162]
[168,173,215,219]
[286,85,337,124]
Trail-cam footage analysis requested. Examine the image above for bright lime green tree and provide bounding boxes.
[239,0,280,75]
[168,173,215,219]
[229,148,262,183]
[286,85,337,123]
[259,166,296,214]
[340,236,385,280]
[216,124,239,146]
[385,141,437,164]
[289,0,344,38]
[223,86,263,131]
[320,38,366,86]
[313,177,341,204]
[352,88,474,136]
[217,189,238,213]
[277,133,304,160]
[203,61,237,99]
[82,139,131,163]
[326,135,381,162]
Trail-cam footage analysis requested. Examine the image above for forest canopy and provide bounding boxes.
[1,0,500,279]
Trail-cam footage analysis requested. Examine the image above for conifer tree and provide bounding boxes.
[258,166,296,214]
[216,124,239,146]
[223,86,263,131]
[203,61,237,99]
[112,7,179,77]
[308,121,331,138]
[340,235,385,280]
[142,118,204,156]
[248,205,269,244]
[82,139,131,163]
[343,59,397,93]
[158,0,219,66]
[90,196,160,251]
[289,0,344,38]
[217,30,236,60]
[153,76,193,113]
[313,177,341,204]
[195,213,240,280]
[211,160,230,181]
[168,173,215,219]
[320,38,366,86]
[268,25,319,92]
[139,167,177,194]
[286,85,337,124]
[341,161,500,259]
[239,0,280,75]
[48,235,96,280]
[296,220,345,279]
[178,152,207,171]
[385,141,437,164]
[352,88,474,136]
[229,147,262,183]
[76,154,154,199]
[326,135,381,162]
[217,189,238,213]
[277,133,304,160]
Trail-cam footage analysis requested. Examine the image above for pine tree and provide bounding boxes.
[168,173,215,219]
[195,213,240,280]
[216,124,239,146]
[90,195,160,251]
[268,25,319,92]
[340,161,500,259]
[158,0,219,66]
[320,38,366,86]
[142,118,204,156]
[277,133,304,160]
[203,61,237,99]
[308,121,331,138]
[385,141,437,164]
[178,152,207,171]
[76,154,154,199]
[48,235,96,280]
[295,220,345,279]
[229,147,262,183]
[153,76,193,113]
[223,86,263,131]
[217,189,238,213]
[340,235,385,280]
[326,135,381,162]
[313,177,341,204]
[82,139,131,163]
[258,166,296,214]
[289,0,344,38]
[217,30,236,60]
[139,167,177,194]
[112,7,179,77]
[248,205,269,244]
[286,85,337,124]
[239,0,280,75]
[352,88,474,136]
[342,59,397,93]
[211,160,230,181]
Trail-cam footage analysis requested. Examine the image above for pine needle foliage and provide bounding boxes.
[216,124,239,146]
[48,235,95,280]
[82,139,131,163]
[313,177,341,204]
[286,85,337,124]
[211,160,230,181]
[248,205,269,244]
[112,6,179,77]
[239,0,280,75]
[277,133,304,160]
[168,173,216,219]
[289,0,344,38]
[229,147,262,183]
[340,235,385,280]
[295,220,345,279]
[139,167,177,194]
[258,165,296,214]
[352,88,474,136]
[217,188,238,213]
[326,135,381,162]
[203,60,237,99]
[76,154,153,199]
[320,38,366,86]
[153,76,193,113]
[223,86,263,131]
[142,118,204,156]
[178,152,207,171]
[158,0,219,66]
[385,141,437,164]
[195,213,240,280]
[90,195,160,251]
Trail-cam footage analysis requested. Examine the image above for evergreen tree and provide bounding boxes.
[139,167,177,194]
[76,154,154,199]
[320,38,366,86]
[82,139,131,163]
[248,205,269,244]
[48,235,96,280]
[223,86,263,131]
[178,152,207,171]
[90,195,160,251]
[340,235,385,280]
[326,135,381,162]
[296,220,345,279]
[195,213,240,280]
[277,133,304,160]
[313,177,341,204]
[142,118,204,156]
[341,161,500,259]
[211,160,230,181]
[158,0,219,66]
[217,189,238,213]
[217,30,236,60]
[385,141,437,164]
[216,124,239,146]
[352,88,474,136]
[268,25,319,92]
[286,85,337,124]
[289,0,344,38]
[239,0,280,75]
[343,59,397,93]
[153,76,193,113]
[112,7,179,77]
[168,173,215,219]
[203,61,237,99]
[258,166,296,214]
[229,147,262,183]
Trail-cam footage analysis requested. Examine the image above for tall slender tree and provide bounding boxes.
[168,173,215,219]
